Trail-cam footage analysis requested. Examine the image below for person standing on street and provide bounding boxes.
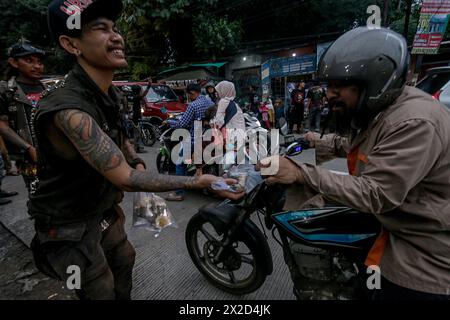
[306,81,326,132]
[30,0,241,300]
[289,81,306,133]
[0,39,45,201]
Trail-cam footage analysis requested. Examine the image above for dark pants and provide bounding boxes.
[309,106,321,132]
[31,206,136,300]
[289,104,304,132]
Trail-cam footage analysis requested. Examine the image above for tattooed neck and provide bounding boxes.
[128,170,200,193]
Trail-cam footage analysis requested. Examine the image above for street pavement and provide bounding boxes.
[0,141,347,300]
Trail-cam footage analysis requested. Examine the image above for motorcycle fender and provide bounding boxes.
[241,219,273,276]
[198,204,240,235]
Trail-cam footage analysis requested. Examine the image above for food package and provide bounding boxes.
[132,192,177,236]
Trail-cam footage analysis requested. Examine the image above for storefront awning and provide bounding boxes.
[158,62,228,75]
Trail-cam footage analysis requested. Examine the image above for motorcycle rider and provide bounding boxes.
[260,27,450,300]
[164,83,215,201]
[30,0,240,300]
[0,39,44,197]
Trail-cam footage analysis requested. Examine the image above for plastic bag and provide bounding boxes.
[132,192,177,237]
[225,164,263,194]
[211,178,244,193]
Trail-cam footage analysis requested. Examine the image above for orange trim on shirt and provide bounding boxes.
[347,146,388,267]
[365,228,389,267]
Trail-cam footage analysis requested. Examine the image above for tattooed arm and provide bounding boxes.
[53,109,224,192]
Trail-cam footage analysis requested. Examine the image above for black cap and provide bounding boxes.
[187,83,201,93]
[47,0,123,43]
[8,40,46,58]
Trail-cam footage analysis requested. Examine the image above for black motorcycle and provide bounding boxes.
[185,143,380,299]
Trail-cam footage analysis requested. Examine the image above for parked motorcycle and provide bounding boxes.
[122,112,159,147]
[185,142,380,299]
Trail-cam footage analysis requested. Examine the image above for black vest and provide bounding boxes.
[28,64,125,225]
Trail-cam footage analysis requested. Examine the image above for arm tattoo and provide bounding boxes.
[0,126,30,149]
[56,110,202,192]
[127,170,200,192]
[55,109,125,174]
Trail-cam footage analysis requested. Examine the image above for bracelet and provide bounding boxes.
[129,158,146,169]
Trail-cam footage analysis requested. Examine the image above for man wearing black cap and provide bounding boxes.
[0,39,45,202]
[29,0,240,300]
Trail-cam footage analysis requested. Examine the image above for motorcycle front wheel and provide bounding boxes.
[156,151,174,174]
[185,213,268,295]
[140,122,158,147]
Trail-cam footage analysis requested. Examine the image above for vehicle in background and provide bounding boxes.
[113,81,187,126]
[416,67,450,109]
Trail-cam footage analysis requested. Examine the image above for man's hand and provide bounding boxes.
[196,174,235,189]
[136,163,146,172]
[305,131,319,148]
[27,145,38,163]
[257,155,305,186]
[196,174,245,200]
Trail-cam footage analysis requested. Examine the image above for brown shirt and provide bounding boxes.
[299,86,450,295]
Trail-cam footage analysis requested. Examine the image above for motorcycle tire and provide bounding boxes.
[156,152,174,174]
[185,213,268,295]
[140,122,158,147]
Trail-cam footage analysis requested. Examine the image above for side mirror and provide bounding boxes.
[285,142,303,157]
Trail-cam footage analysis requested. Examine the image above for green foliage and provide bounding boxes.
[0,0,444,79]
[193,14,242,58]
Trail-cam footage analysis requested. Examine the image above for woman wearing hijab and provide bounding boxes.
[212,81,245,133]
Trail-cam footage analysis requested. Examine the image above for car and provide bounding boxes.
[113,81,187,125]
[416,66,450,109]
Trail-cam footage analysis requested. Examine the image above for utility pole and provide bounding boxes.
[383,0,391,27]
[403,0,413,38]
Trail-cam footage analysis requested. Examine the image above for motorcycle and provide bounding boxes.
[156,125,221,177]
[185,142,381,299]
[122,111,159,148]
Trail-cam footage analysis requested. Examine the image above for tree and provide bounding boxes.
[119,0,242,79]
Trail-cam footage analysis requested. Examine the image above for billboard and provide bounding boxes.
[412,0,450,54]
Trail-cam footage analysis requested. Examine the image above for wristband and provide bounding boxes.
[129,158,146,169]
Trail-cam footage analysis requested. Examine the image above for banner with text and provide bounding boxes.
[412,0,450,54]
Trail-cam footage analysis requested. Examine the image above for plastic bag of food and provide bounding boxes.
[132,192,177,236]
[225,164,263,193]
[210,178,245,193]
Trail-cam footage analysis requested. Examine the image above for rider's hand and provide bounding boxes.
[136,164,146,172]
[27,145,38,163]
[257,155,305,186]
[305,131,319,148]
